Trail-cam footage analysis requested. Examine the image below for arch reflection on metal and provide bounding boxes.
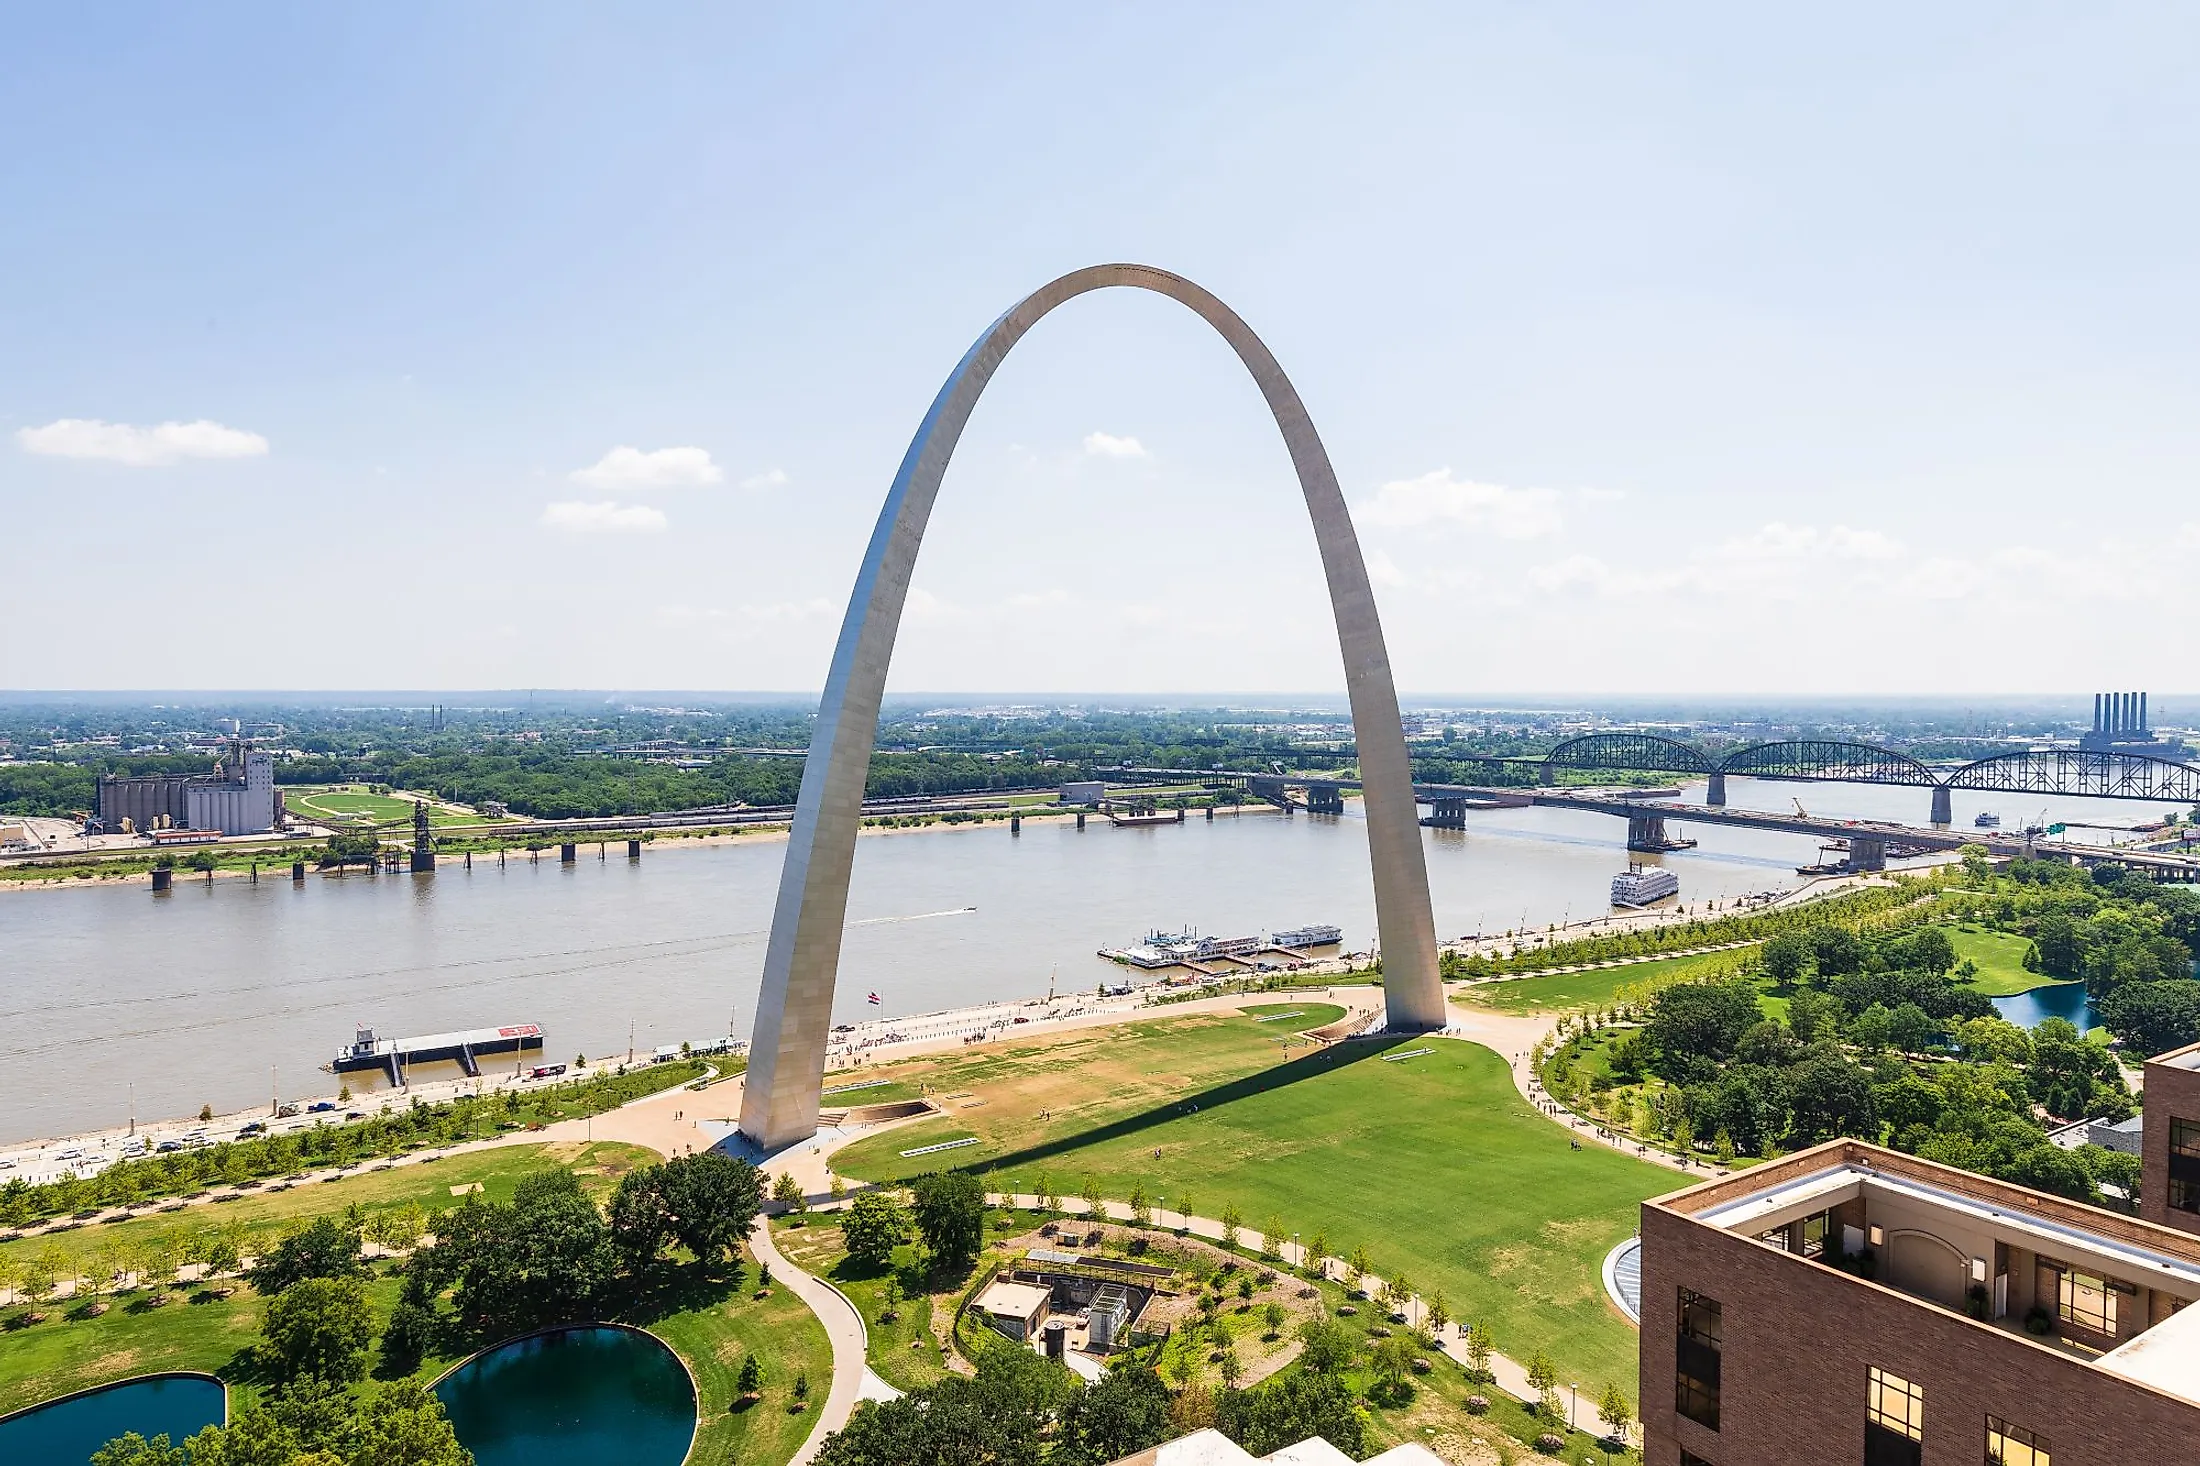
[738,264,1444,1151]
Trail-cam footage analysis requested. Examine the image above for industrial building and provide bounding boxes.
[97,737,280,837]
[2080,691,2189,758]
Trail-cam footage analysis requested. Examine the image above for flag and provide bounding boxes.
[868,991,882,1005]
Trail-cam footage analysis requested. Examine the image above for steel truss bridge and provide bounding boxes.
[1521,735,2200,824]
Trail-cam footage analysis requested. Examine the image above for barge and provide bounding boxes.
[331,1022,544,1085]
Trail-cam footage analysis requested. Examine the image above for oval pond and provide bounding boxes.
[434,1325,694,1466]
[0,1375,224,1466]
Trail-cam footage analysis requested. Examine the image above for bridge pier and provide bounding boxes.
[1848,836,1887,872]
[1307,787,1344,815]
[1930,785,1952,826]
[1706,772,1726,807]
[1538,763,1556,787]
[1420,796,1468,830]
[1628,814,1676,851]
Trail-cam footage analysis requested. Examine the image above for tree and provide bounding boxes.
[1886,1002,1940,1054]
[1220,1203,1243,1249]
[842,1190,913,1270]
[1463,1322,1495,1381]
[1425,1289,1450,1333]
[737,1353,763,1397]
[911,1170,985,1271]
[1304,1230,1329,1277]
[1261,1215,1286,1260]
[1761,931,1813,986]
[2102,979,2200,1056]
[1058,1363,1171,1466]
[1525,1350,1557,1395]
[1127,1180,1151,1226]
[655,1152,763,1264]
[771,1171,808,1213]
[1295,1318,1358,1374]
[1597,1382,1634,1439]
[1788,1051,1879,1144]
[260,1276,377,1383]
[1645,983,1764,1082]
[1215,1371,1364,1459]
[2034,912,2085,978]
[379,1298,436,1377]
[1080,1175,1103,1217]
[1346,1244,1370,1293]
[1808,926,1866,977]
[250,1217,365,1296]
[1217,1343,1244,1388]
[417,1169,617,1334]
[880,1274,903,1322]
[91,1436,189,1466]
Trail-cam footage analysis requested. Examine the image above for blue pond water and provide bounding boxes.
[434,1325,694,1466]
[1993,981,2100,1033]
[0,1375,224,1465]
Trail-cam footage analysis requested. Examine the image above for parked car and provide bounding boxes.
[307,1101,337,1113]
[237,1121,266,1137]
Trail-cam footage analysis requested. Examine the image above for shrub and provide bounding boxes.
[1464,1394,1490,1415]
[1534,1433,1566,1455]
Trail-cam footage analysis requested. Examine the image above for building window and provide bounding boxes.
[1987,1415,2049,1466]
[2057,1268,2117,1335]
[2171,1119,2200,1214]
[1866,1367,1923,1466]
[1682,1453,1716,1466]
[1675,1288,1722,1431]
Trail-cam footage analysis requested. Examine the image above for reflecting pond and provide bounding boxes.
[0,1375,224,1465]
[1993,981,2100,1033]
[434,1325,694,1466]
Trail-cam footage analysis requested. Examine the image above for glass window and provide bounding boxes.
[1676,1287,1722,1431]
[1802,1211,1829,1258]
[2057,1268,2117,1335]
[2171,1119,2200,1214]
[1869,1367,1923,1438]
[1987,1415,2049,1466]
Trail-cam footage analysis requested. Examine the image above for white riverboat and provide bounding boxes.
[1610,863,1680,908]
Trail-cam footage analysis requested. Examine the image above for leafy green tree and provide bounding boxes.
[1079,1175,1102,1218]
[1057,1363,1171,1466]
[1645,983,1764,1082]
[1262,1300,1287,1338]
[378,1298,437,1376]
[416,1169,617,1334]
[1127,1180,1150,1226]
[738,1353,763,1395]
[654,1152,762,1263]
[1295,1318,1358,1374]
[771,1171,808,1213]
[2102,979,2200,1056]
[1215,1371,1364,1459]
[249,1217,365,1296]
[1597,1381,1634,1439]
[260,1276,377,1383]
[1761,931,1813,986]
[1220,1203,1243,1248]
[842,1190,913,1270]
[1463,1321,1495,1380]
[911,1170,985,1271]
[91,1435,189,1466]
[1787,1051,1879,1144]
[1807,927,1866,977]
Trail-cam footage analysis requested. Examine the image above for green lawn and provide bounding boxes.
[1455,949,1749,1015]
[644,1264,833,1466]
[1948,925,2057,997]
[282,786,479,827]
[830,1020,1667,1389]
[770,1219,949,1395]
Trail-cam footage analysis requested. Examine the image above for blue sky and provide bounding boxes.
[4,4,2196,695]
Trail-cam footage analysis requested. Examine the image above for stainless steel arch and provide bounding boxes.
[738,263,1445,1151]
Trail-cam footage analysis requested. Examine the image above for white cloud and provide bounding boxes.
[1364,548,1411,589]
[1527,554,1614,594]
[740,467,788,490]
[569,445,722,489]
[539,500,668,534]
[16,417,269,467]
[1355,469,1564,539]
[1083,431,1147,459]
[1708,522,1905,565]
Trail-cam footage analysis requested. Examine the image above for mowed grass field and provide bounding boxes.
[829,1005,1667,1388]
[1455,948,1747,1015]
[281,786,483,827]
[1948,924,2056,997]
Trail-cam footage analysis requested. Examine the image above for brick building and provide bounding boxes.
[2143,1041,2200,1239]
[1640,1139,2200,1465]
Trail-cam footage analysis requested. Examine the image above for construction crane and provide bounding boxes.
[1791,797,1809,819]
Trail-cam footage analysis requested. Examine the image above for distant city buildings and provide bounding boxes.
[2080,691,2189,759]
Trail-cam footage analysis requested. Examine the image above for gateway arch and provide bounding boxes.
[739,263,1444,1151]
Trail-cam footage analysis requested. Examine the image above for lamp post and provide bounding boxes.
[1568,1382,1579,1430]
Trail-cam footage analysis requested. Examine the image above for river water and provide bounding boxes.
[0,776,2178,1142]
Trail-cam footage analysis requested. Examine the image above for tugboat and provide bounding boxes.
[1974,811,2002,829]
